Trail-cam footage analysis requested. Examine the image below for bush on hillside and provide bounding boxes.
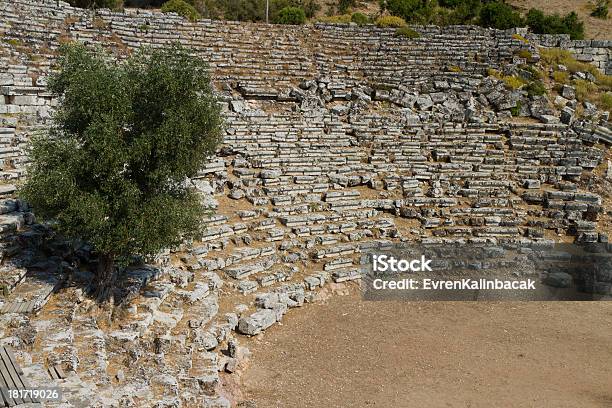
[216,0,264,21]
[124,0,164,6]
[559,12,585,40]
[161,0,201,21]
[216,0,316,22]
[379,0,421,21]
[591,0,609,19]
[438,0,461,7]
[478,1,524,30]
[395,26,420,38]
[444,0,481,25]
[526,9,584,40]
[380,0,438,24]
[274,6,306,24]
[351,12,370,25]
[375,15,407,27]
[524,80,546,97]
[337,0,356,14]
[378,0,586,35]
[270,0,319,19]
[68,0,123,9]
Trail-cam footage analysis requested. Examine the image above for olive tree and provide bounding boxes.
[21,43,222,301]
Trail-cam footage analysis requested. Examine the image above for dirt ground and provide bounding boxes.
[239,287,612,408]
[508,0,612,39]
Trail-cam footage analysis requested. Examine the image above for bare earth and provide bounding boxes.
[508,0,612,39]
[240,288,612,408]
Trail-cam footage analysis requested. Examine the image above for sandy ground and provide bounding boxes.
[239,287,612,408]
[508,0,612,39]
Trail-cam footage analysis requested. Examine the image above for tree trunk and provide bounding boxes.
[95,253,117,304]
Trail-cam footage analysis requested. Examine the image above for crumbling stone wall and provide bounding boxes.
[525,33,612,75]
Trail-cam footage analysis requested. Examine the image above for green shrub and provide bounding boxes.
[394,26,420,38]
[380,0,422,20]
[270,0,319,19]
[204,0,316,22]
[526,9,584,40]
[351,12,369,25]
[479,2,524,30]
[521,64,543,79]
[67,0,122,9]
[524,80,547,97]
[274,6,306,24]
[591,0,609,19]
[559,12,584,40]
[446,0,481,25]
[380,0,439,24]
[338,0,356,14]
[161,0,200,21]
[510,101,522,116]
[124,0,161,5]
[525,9,545,32]
[438,0,462,7]
[376,15,407,27]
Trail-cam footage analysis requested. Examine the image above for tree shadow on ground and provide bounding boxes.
[3,223,162,310]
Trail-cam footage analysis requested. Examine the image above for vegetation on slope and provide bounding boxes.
[377,0,584,39]
[274,6,307,23]
[539,48,612,111]
[161,0,201,20]
[67,0,123,8]
[590,0,609,19]
[68,0,593,39]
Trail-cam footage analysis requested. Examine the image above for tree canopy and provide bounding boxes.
[20,43,222,299]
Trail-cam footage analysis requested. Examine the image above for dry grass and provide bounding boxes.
[541,48,612,110]
[375,15,407,28]
[488,68,528,90]
[317,14,352,23]
[552,70,570,84]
